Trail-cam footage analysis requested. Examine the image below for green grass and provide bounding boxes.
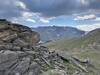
[43,29,100,74]
[45,28,100,50]
[75,50,100,68]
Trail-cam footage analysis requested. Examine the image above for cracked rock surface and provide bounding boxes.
[0,19,98,75]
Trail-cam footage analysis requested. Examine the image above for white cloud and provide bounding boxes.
[12,18,19,23]
[95,17,100,21]
[15,1,26,10]
[76,23,100,31]
[74,14,96,20]
[77,0,89,5]
[22,12,33,18]
[40,18,50,23]
[40,17,55,23]
[11,16,36,24]
[26,19,36,23]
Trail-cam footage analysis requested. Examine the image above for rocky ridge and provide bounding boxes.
[0,19,98,75]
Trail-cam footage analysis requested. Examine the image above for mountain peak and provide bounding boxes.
[32,26,85,42]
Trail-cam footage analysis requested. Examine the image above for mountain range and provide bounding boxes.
[45,28,100,50]
[32,26,85,42]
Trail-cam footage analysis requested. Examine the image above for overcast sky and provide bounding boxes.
[0,0,100,31]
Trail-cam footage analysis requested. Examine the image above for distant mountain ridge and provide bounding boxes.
[45,28,100,50]
[32,26,85,42]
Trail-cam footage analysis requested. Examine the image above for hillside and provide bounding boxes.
[32,26,85,42]
[0,19,98,75]
[45,28,100,50]
[44,28,100,74]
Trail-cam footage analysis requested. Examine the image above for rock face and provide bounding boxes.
[0,19,41,75]
[0,19,97,75]
[0,46,63,75]
[0,19,40,47]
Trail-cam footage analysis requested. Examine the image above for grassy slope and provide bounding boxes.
[45,28,100,50]
[44,29,100,74]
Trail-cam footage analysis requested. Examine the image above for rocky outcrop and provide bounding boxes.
[0,46,64,75]
[0,20,41,75]
[0,19,98,75]
[0,19,40,47]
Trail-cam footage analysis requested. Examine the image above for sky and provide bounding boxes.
[0,0,100,31]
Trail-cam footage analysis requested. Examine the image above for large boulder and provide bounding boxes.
[0,19,40,47]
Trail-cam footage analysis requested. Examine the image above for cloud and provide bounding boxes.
[74,14,96,20]
[26,19,36,23]
[95,17,100,21]
[16,1,26,10]
[0,0,100,29]
[20,0,81,17]
[20,0,100,17]
[0,0,100,19]
[39,17,55,23]
[76,23,100,31]
[40,18,50,23]
[0,0,27,18]
[80,0,89,5]
[22,12,33,18]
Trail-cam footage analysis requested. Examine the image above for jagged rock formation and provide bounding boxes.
[0,19,98,75]
[0,19,40,47]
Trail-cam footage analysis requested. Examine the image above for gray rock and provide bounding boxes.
[0,51,18,70]
[0,19,94,75]
[28,62,40,75]
[2,34,18,43]
[0,20,40,46]
[12,58,30,74]
[13,38,29,47]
